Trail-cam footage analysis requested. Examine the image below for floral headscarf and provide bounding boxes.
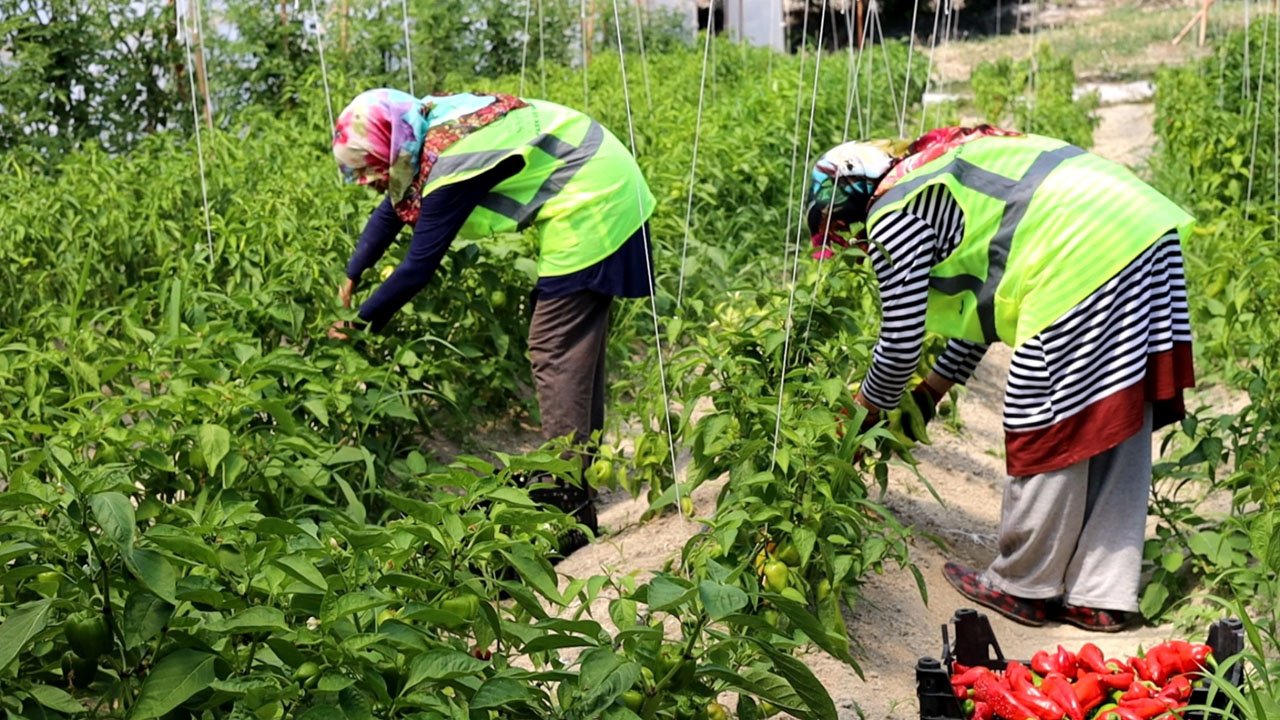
[875,124,1020,198]
[333,89,430,205]
[332,90,528,224]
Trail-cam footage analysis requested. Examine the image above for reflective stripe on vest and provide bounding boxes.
[867,135,1194,346]
[875,144,1086,343]
[422,101,654,277]
[476,122,604,231]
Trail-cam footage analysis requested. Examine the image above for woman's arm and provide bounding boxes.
[932,339,989,388]
[357,158,523,332]
[856,210,940,414]
[346,198,406,283]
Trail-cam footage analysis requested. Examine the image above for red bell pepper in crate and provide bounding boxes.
[1057,645,1079,677]
[1030,650,1060,677]
[1119,680,1158,703]
[1098,671,1136,690]
[1039,673,1084,720]
[1117,696,1176,719]
[1158,673,1192,703]
[1078,643,1110,675]
[1013,687,1067,720]
[1072,672,1107,714]
[974,672,1039,720]
[1005,662,1036,693]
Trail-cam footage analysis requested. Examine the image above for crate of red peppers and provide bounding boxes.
[916,609,1246,720]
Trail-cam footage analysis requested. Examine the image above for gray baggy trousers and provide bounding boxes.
[983,405,1154,612]
[527,291,612,450]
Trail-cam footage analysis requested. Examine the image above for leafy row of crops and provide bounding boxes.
[0,35,941,719]
[1142,20,1280,719]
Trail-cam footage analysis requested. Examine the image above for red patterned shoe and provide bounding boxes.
[942,562,1048,627]
[1054,603,1132,633]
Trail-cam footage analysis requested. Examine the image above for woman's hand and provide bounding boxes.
[328,320,357,341]
[338,278,357,309]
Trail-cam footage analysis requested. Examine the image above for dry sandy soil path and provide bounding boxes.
[548,98,1213,719]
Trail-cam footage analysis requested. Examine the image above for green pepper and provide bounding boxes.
[621,690,644,711]
[64,613,111,660]
[762,561,789,592]
[776,543,801,567]
[704,702,730,720]
[292,661,321,688]
[440,594,480,622]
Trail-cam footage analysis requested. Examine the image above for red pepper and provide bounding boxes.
[1094,703,1120,720]
[1174,642,1205,676]
[951,665,993,688]
[1129,656,1153,683]
[1013,688,1066,720]
[1079,643,1109,674]
[971,700,994,720]
[1098,671,1136,690]
[1006,661,1036,693]
[1111,707,1147,720]
[1189,644,1213,667]
[974,672,1039,720]
[952,683,970,700]
[1031,650,1061,677]
[1118,697,1174,719]
[1040,673,1084,720]
[1144,647,1175,686]
[1057,645,1078,676]
[1158,674,1192,703]
[1157,640,1195,675]
[1073,672,1107,714]
[1119,681,1157,702]
[953,662,974,675]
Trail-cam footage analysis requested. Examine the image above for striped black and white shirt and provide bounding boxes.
[862,184,1191,440]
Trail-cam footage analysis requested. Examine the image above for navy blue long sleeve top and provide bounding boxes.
[346,160,654,332]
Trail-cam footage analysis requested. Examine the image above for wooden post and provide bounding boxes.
[582,0,593,66]
[1198,0,1211,46]
[855,0,864,49]
[1173,0,1214,46]
[189,0,213,128]
[340,0,349,53]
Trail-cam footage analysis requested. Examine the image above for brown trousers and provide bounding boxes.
[527,291,612,450]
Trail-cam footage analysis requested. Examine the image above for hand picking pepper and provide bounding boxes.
[974,671,1039,720]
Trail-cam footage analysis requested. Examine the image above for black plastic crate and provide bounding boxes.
[916,608,1246,720]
